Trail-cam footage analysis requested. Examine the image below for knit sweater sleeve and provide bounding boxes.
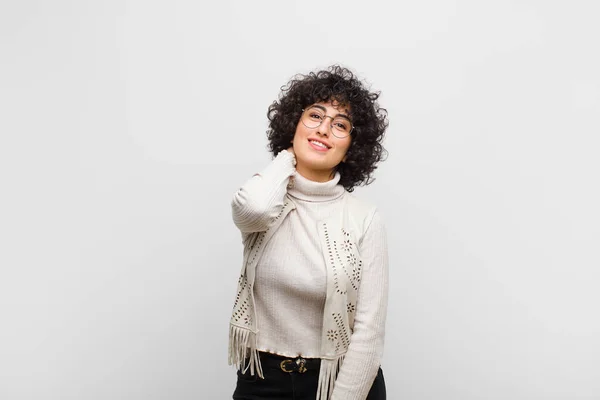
[330,209,389,400]
[231,150,296,233]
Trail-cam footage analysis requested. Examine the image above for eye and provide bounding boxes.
[309,112,324,121]
[334,121,349,131]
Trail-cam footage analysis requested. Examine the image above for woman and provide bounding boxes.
[228,65,389,400]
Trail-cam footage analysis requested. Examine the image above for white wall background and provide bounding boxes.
[1,1,599,399]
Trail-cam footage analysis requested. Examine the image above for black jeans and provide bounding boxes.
[233,352,386,400]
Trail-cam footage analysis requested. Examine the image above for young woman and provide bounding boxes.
[228,65,389,400]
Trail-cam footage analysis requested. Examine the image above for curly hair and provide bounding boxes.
[266,65,388,192]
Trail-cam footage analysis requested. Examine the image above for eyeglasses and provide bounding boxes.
[300,106,353,138]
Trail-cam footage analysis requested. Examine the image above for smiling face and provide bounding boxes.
[291,100,353,182]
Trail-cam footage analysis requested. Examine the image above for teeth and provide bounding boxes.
[310,140,328,149]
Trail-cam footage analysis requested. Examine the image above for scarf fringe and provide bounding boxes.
[228,324,263,378]
[316,354,345,400]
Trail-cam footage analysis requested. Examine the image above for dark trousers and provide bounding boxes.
[233,352,386,400]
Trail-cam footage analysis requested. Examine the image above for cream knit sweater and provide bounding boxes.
[232,150,389,400]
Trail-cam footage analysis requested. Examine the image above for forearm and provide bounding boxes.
[231,150,296,233]
[331,292,387,399]
[331,211,389,400]
[330,332,385,400]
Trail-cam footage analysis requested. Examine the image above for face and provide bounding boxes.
[291,101,353,182]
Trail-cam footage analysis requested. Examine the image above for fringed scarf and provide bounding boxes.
[228,196,364,400]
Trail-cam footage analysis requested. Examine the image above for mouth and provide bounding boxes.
[308,138,331,151]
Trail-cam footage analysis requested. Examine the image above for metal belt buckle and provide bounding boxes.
[296,358,307,373]
[280,358,307,373]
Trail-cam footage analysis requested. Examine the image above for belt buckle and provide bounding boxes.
[280,358,307,373]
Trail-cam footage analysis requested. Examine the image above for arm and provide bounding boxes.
[331,210,389,400]
[231,149,296,233]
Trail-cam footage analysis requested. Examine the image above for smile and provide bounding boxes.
[308,139,330,151]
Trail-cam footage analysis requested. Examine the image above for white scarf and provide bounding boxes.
[228,192,365,400]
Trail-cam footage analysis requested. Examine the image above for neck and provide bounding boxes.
[288,170,345,202]
[295,164,336,183]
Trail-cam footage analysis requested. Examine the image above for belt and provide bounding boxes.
[258,351,321,374]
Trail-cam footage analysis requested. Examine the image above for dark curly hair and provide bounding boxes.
[267,65,388,192]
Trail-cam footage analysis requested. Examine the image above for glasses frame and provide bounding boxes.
[300,107,354,139]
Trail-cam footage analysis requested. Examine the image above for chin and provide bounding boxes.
[297,154,329,167]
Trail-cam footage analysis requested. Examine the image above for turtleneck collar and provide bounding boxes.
[287,171,346,202]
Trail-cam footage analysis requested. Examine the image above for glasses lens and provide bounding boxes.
[331,117,352,138]
[302,107,324,128]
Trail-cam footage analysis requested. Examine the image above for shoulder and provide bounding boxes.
[342,192,382,237]
[344,191,378,218]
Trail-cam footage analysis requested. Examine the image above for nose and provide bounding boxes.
[317,117,333,136]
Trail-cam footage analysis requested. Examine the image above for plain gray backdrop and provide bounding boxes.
[1,1,599,399]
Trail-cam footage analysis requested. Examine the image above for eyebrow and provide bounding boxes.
[309,104,352,122]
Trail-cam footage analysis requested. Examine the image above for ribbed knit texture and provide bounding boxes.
[231,150,389,400]
[255,171,345,358]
